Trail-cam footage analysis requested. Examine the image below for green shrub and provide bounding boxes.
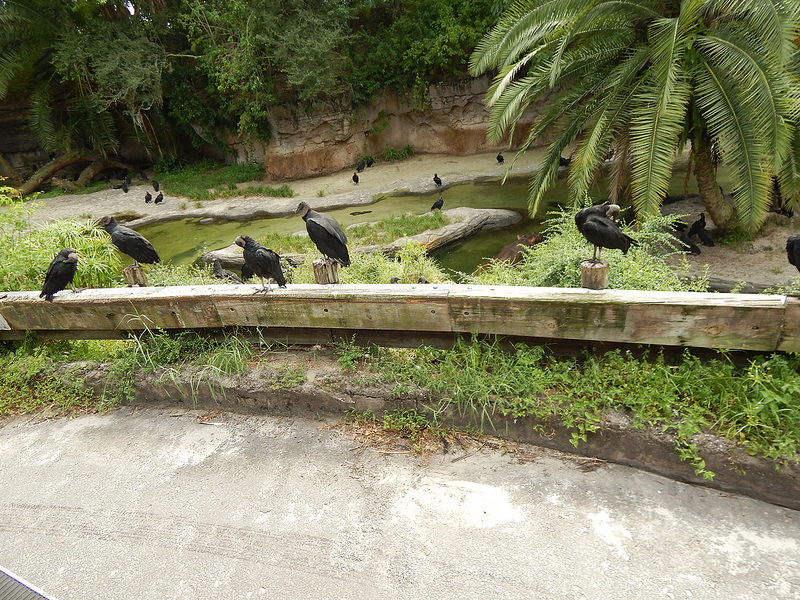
[469,207,708,291]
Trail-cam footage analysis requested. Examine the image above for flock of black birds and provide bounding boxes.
[111,172,165,206]
[40,200,358,301]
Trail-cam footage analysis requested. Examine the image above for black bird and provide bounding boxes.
[154,192,164,204]
[112,181,128,193]
[389,276,400,284]
[235,235,286,293]
[241,263,254,282]
[139,171,149,181]
[356,160,366,173]
[575,203,636,262]
[40,248,80,302]
[559,155,572,167]
[144,191,152,204]
[352,172,359,185]
[152,180,160,192]
[297,201,351,267]
[97,215,160,266]
[787,235,800,273]
[673,222,701,255]
[688,213,706,238]
[366,156,374,168]
[431,196,443,211]
[496,152,504,164]
[688,213,714,246]
[124,175,131,186]
[433,173,442,187]
[417,276,430,284]
[212,259,243,284]
[697,228,714,247]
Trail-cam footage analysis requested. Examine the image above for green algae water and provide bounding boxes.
[137,165,713,276]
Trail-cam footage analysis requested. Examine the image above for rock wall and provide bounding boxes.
[256,77,539,180]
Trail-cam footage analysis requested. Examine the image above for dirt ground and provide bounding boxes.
[23,149,800,290]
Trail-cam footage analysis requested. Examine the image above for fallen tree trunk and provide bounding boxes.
[17,152,133,195]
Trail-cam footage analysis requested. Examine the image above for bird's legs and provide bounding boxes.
[591,245,601,263]
[253,277,273,294]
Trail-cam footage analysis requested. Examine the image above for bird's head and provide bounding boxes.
[234,235,251,248]
[95,215,114,228]
[60,248,80,263]
[296,202,311,218]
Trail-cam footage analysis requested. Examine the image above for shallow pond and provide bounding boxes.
[137,166,710,276]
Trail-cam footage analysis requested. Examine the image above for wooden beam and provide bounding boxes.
[0,284,795,352]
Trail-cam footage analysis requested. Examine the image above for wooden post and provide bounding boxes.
[122,265,148,287]
[312,258,340,284]
[580,259,608,290]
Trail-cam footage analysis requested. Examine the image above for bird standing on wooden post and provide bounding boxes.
[235,235,286,293]
[40,248,80,302]
[574,203,636,262]
[96,215,160,267]
[296,202,351,267]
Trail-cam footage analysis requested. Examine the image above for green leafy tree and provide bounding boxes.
[470,0,800,232]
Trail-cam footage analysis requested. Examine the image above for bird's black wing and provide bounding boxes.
[306,219,350,266]
[787,235,800,269]
[253,247,286,286]
[111,226,160,263]
[581,216,634,253]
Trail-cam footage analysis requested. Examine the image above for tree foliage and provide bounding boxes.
[470,0,800,232]
[1,0,512,164]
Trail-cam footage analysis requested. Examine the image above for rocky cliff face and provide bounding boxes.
[236,77,539,180]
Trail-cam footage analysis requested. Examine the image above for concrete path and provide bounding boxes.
[0,407,797,600]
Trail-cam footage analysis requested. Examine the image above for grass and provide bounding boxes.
[331,336,800,478]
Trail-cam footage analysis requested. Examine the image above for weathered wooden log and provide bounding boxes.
[580,260,609,290]
[122,265,148,287]
[1,285,798,353]
[313,258,340,284]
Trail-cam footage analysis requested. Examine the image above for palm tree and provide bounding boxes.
[470,0,800,232]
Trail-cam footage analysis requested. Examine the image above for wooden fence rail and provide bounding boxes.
[1,284,799,351]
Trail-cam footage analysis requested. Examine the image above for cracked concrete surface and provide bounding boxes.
[1,407,797,599]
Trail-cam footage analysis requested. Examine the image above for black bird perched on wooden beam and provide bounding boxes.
[154,191,164,204]
[433,173,442,187]
[297,201,351,266]
[40,248,80,302]
[496,152,504,164]
[144,191,152,204]
[431,196,443,211]
[97,215,160,266]
[235,235,286,293]
[352,172,359,184]
[787,234,800,273]
[575,203,636,262]
[213,259,243,284]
